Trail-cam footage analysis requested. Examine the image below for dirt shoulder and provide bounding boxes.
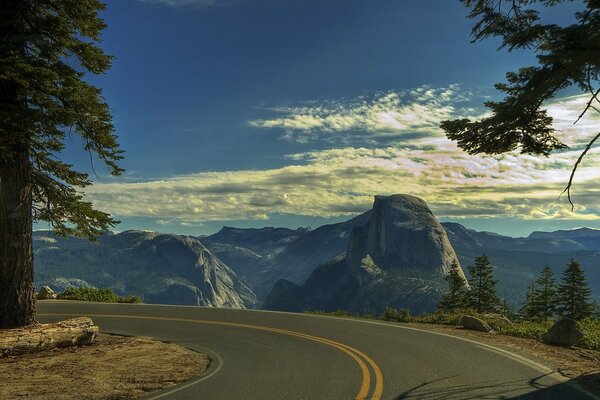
[0,333,209,400]
[404,322,600,396]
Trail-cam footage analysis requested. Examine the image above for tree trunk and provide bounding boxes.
[0,147,35,329]
[0,0,35,329]
[0,317,98,356]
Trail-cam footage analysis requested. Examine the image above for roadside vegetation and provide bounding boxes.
[57,288,142,304]
[308,255,600,351]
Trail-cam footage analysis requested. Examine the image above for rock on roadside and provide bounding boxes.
[459,315,493,332]
[37,286,57,300]
[542,318,584,347]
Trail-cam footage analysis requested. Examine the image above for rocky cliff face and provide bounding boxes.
[34,231,257,308]
[202,212,372,301]
[264,194,466,314]
[348,195,462,277]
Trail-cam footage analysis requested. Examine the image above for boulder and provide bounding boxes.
[459,315,493,332]
[37,286,57,300]
[542,318,584,347]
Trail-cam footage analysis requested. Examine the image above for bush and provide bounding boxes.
[495,320,553,340]
[380,307,413,322]
[116,295,143,304]
[579,318,600,351]
[57,287,142,304]
[382,307,400,321]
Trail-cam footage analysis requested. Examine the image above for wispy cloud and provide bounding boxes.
[85,89,600,227]
[250,85,476,144]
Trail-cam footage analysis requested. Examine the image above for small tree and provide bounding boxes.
[556,259,594,320]
[437,260,468,312]
[518,282,538,321]
[466,254,501,313]
[531,265,557,321]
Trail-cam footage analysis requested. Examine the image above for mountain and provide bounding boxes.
[264,195,466,314]
[202,226,311,256]
[442,224,600,305]
[34,230,257,308]
[202,214,372,300]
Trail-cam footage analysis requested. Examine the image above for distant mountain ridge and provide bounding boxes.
[441,223,600,305]
[34,230,257,308]
[34,201,600,312]
[202,212,372,300]
[264,195,467,314]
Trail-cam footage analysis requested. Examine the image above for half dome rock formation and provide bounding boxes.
[347,195,463,278]
[34,230,257,308]
[264,194,465,314]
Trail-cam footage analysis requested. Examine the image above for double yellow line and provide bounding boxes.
[41,313,384,400]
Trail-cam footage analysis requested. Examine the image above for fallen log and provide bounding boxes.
[0,317,99,357]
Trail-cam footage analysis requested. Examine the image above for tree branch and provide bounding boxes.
[561,131,600,211]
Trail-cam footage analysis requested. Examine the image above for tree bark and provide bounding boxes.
[0,0,35,329]
[0,317,98,356]
[0,147,35,329]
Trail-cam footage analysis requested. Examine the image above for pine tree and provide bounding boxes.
[437,260,468,312]
[441,1,600,205]
[556,259,594,320]
[531,265,557,321]
[466,254,501,313]
[518,282,538,321]
[0,1,122,328]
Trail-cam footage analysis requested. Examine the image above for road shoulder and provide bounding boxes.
[0,332,209,400]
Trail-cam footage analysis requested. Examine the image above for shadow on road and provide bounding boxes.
[394,372,599,400]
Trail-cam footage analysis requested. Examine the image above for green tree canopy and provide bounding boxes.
[466,254,501,313]
[437,260,468,312]
[518,282,539,321]
[1,0,121,328]
[531,265,557,320]
[441,0,600,208]
[556,259,594,320]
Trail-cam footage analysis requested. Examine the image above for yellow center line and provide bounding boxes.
[40,313,383,400]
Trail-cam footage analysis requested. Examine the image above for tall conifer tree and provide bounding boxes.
[437,260,468,312]
[466,254,501,313]
[518,282,538,321]
[0,0,122,328]
[532,265,557,321]
[556,259,594,320]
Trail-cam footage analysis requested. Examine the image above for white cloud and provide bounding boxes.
[250,85,471,144]
[85,90,600,226]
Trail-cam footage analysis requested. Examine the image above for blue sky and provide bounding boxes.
[54,0,600,238]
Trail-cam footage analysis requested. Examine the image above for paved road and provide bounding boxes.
[37,302,597,400]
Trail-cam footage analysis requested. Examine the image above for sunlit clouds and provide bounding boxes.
[86,87,600,228]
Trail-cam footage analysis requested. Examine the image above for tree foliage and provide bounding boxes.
[519,281,539,321]
[519,265,557,321]
[441,0,600,207]
[532,264,557,320]
[465,254,501,313]
[557,259,595,320]
[437,260,468,312]
[1,0,123,239]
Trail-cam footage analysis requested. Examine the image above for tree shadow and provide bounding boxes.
[394,372,599,400]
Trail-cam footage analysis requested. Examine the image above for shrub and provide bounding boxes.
[117,295,143,304]
[57,287,142,303]
[382,307,400,321]
[495,321,553,340]
[380,307,413,322]
[579,318,600,351]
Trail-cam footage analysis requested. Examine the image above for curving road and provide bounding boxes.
[37,302,597,400]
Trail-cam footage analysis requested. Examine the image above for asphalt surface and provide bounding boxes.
[37,301,597,400]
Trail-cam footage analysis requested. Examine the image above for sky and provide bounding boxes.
[51,0,600,238]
